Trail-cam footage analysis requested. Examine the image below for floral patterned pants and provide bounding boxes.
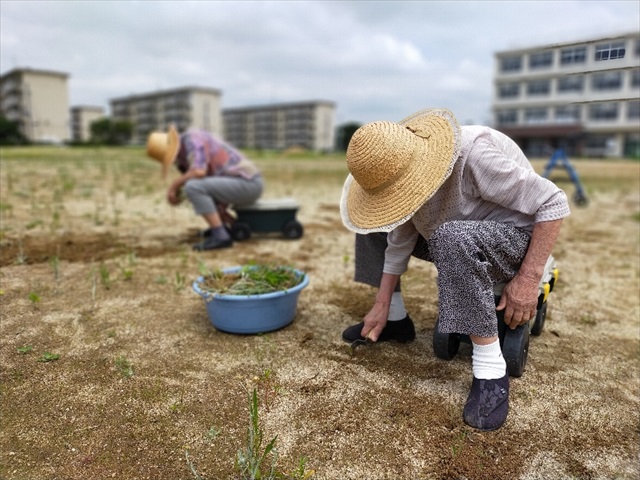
[354,221,531,337]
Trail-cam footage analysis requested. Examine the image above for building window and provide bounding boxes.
[496,109,518,125]
[635,39,640,57]
[589,102,619,120]
[529,51,553,69]
[498,83,520,98]
[592,71,623,90]
[560,47,587,65]
[584,135,609,153]
[628,100,640,120]
[500,55,522,72]
[595,42,626,61]
[631,69,640,88]
[555,105,582,123]
[527,80,551,96]
[557,75,584,93]
[525,107,548,123]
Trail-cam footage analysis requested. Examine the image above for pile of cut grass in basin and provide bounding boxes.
[201,264,303,296]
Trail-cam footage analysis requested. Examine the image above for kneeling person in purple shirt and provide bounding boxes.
[340,108,570,431]
[147,126,263,250]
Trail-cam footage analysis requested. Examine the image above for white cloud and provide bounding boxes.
[1,0,638,127]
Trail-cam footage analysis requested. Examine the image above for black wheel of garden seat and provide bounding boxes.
[530,301,548,336]
[230,221,252,241]
[282,220,304,239]
[503,324,530,378]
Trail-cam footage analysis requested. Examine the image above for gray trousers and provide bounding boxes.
[183,175,264,216]
[354,221,531,337]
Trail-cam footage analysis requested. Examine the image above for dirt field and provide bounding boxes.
[1,147,638,480]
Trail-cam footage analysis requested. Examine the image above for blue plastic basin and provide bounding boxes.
[192,266,309,334]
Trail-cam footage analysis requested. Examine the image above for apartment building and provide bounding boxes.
[70,105,105,143]
[493,32,640,158]
[110,86,222,144]
[222,100,336,152]
[0,68,71,143]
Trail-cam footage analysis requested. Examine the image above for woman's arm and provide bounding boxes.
[360,272,401,341]
[166,168,206,205]
[496,218,563,328]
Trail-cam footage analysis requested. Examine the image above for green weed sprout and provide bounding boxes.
[99,263,111,289]
[37,352,60,363]
[115,355,134,378]
[122,269,134,281]
[15,236,26,265]
[186,450,204,480]
[206,425,221,441]
[51,209,61,231]
[235,388,278,479]
[91,269,98,307]
[28,291,41,305]
[288,458,314,480]
[175,272,186,292]
[49,255,60,282]
[187,388,313,480]
[26,219,43,230]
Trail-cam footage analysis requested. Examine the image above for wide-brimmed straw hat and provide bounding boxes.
[146,125,180,178]
[340,108,461,234]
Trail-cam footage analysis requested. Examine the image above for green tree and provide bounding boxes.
[0,115,28,145]
[335,122,361,151]
[90,118,134,145]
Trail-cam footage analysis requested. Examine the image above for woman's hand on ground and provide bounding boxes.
[361,302,390,341]
[167,186,181,205]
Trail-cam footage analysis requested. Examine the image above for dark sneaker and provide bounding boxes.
[193,237,233,251]
[341,315,416,343]
[463,373,509,431]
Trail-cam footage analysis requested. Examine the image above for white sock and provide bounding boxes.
[472,339,506,380]
[387,292,407,321]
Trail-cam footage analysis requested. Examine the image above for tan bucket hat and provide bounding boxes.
[146,125,180,178]
[340,108,461,234]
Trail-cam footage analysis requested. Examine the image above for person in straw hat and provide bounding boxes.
[146,126,263,250]
[340,108,570,431]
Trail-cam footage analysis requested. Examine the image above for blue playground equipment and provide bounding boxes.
[542,148,589,207]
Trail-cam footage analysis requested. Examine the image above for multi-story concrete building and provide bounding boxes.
[223,100,336,152]
[110,86,222,144]
[0,68,71,143]
[70,105,105,143]
[493,32,640,158]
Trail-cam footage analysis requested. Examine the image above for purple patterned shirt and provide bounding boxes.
[174,130,260,180]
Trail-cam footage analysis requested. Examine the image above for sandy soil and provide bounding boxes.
[0,149,638,480]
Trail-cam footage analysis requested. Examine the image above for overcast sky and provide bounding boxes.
[1,0,638,126]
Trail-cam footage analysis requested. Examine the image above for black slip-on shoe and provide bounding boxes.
[200,227,233,238]
[200,228,214,238]
[193,237,233,251]
[463,373,509,431]
[341,315,416,343]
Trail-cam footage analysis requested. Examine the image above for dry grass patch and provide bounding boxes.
[1,148,639,479]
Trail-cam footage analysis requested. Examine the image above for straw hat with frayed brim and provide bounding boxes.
[146,125,180,178]
[340,108,461,234]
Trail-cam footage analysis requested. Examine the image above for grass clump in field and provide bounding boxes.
[188,387,313,480]
[114,355,134,378]
[200,264,303,296]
